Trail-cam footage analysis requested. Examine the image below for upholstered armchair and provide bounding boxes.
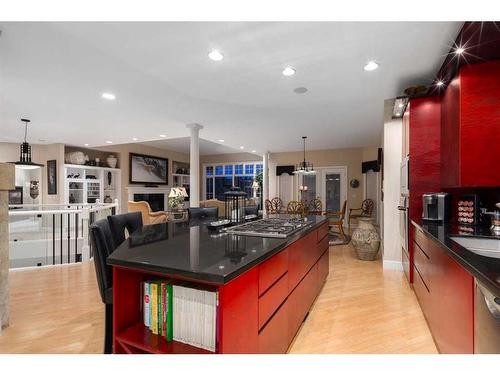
[127,201,169,225]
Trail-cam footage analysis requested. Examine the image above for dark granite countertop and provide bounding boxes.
[411,219,500,296]
[108,215,327,285]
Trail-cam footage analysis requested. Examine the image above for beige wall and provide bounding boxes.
[0,142,65,205]
[97,143,189,209]
[269,146,378,211]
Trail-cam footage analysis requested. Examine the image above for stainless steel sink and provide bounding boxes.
[450,236,500,259]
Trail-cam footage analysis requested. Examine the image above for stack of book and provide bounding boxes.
[142,281,218,352]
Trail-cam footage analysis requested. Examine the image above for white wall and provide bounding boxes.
[382,99,403,270]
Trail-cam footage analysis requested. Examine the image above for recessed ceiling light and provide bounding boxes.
[132,137,138,141]
[159,134,166,138]
[101,92,116,100]
[218,139,225,143]
[395,113,401,116]
[282,67,296,76]
[84,143,89,147]
[294,87,308,94]
[251,150,257,153]
[436,80,444,86]
[105,140,113,144]
[208,50,224,61]
[455,47,465,55]
[364,61,379,71]
[239,146,244,150]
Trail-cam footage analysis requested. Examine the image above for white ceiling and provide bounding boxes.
[142,137,246,155]
[0,22,461,153]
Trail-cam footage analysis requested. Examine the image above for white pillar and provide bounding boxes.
[186,123,203,207]
[263,151,270,203]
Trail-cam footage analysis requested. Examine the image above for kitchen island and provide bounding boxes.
[107,215,330,354]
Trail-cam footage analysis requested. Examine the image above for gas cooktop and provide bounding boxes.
[225,217,313,238]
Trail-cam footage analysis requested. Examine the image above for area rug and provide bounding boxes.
[328,232,351,246]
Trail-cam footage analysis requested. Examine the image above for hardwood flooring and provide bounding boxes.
[0,243,437,354]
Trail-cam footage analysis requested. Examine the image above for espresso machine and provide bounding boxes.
[422,193,450,222]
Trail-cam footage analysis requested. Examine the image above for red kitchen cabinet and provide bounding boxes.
[441,60,500,188]
[408,96,442,283]
[412,223,474,354]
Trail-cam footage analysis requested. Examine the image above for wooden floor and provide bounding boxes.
[0,243,437,354]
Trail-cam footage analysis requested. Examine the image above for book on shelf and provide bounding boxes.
[142,280,218,352]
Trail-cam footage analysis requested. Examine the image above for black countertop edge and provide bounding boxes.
[108,217,327,285]
[411,219,500,296]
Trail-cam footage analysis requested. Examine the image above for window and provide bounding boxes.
[245,164,254,175]
[224,165,233,175]
[204,161,263,202]
[256,163,263,175]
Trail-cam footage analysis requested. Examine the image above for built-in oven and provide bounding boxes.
[400,156,409,196]
[398,195,409,281]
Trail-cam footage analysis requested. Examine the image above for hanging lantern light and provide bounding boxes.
[293,136,315,175]
[10,118,44,169]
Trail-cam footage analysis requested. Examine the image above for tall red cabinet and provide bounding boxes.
[441,61,500,188]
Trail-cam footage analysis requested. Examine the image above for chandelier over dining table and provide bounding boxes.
[293,136,316,175]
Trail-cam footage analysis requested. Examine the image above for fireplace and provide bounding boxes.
[126,186,170,213]
[133,193,165,212]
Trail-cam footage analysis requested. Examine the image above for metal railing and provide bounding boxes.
[8,200,119,269]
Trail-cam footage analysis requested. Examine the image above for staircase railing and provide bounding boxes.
[8,200,119,269]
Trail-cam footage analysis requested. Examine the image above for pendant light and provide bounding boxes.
[293,136,316,175]
[10,118,44,170]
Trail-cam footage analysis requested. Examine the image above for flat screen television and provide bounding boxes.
[9,186,23,206]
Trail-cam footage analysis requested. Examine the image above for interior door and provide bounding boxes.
[321,168,347,216]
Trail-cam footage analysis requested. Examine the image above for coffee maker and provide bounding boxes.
[422,193,450,222]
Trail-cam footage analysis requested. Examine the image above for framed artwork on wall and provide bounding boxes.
[129,153,168,185]
[47,159,57,195]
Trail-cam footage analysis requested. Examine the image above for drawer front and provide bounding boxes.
[287,262,319,343]
[413,224,437,258]
[317,233,329,259]
[413,240,432,290]
[317,222,329,243]
[288,231,318,291]
[402,248,411,283]
[258,273,289,330]
[259,248,289,296]
[413,265,430,317]
[258,299,289,354]
[317,249,329,287]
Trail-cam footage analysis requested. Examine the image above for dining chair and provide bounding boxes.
[348,199,374,229]
[188,207,219,220]
[89,219,116,354]
[309,198,323,215]
[107,211,143,247]
[287,200,305,215]
[127,200,169,225]
[326,200,347,239]
[271,197,284,213]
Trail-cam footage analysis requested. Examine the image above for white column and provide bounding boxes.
[186,123,203,207]
[262,151,270,203]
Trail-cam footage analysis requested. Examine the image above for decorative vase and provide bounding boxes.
[29,181,39,201]
[65,151,87,165]
[351,218,381,261]
[106,155,118,168]
[104,195,112,203]
[107,171,112,187]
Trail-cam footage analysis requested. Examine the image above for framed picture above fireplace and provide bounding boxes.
[129,153,168,185]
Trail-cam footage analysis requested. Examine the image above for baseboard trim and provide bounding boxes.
[383,260,403,271]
